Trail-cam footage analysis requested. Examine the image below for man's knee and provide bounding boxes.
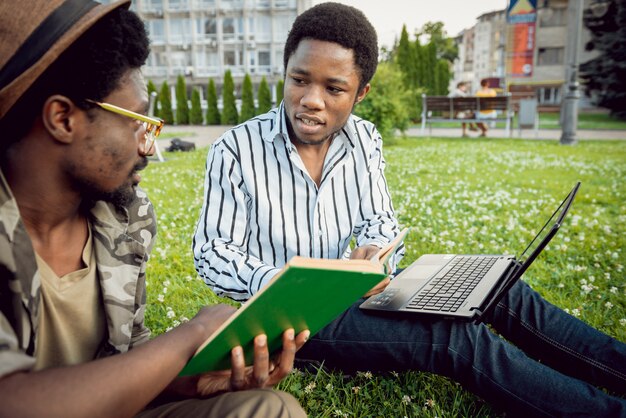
[232,389,306,418]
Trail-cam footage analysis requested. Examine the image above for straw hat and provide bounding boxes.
[0,0,131,119]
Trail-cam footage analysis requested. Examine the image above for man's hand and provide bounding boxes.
[351,244,391,297]
[195,328,310,397]
[349,244,380,261]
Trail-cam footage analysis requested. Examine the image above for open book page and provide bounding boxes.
[288,227,409,274]
[370,227,409,274]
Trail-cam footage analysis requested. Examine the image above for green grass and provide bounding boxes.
[419,111,626,130]
[141,137,625,417]
[537,112,626,130]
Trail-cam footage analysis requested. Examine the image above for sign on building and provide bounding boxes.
[506,0,537,78]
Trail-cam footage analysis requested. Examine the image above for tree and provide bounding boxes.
[418,21,458,63]
[423,42,438,94]
[435,60,451,95]
[190,88,204,125]
[206,78,221,125]
[395,25,417,88]
[146,80,159,118]
[239,73,256,123]
[580,0,626,119]
[175,75,189,125]
[159,81,174,124]
[354,62,414,141]
[221,70,238,125]
[275,79,284,105]
[257,76,272,114]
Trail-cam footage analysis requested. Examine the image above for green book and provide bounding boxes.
[179,228,408,376]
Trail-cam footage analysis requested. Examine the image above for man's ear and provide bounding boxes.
[355,83,371,105]
[41,95,83,144]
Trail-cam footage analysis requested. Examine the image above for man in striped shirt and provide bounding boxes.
[194,2,626,416]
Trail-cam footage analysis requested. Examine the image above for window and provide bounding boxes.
[169,51,191,67]
[195,51,219,68]
[537,47,564,66]
[143,0,162,12]
[147,19,165,43]
[273,15,292,42]
[256,15,271,41]
[258,51,271,66]
[195,18,216,39]
[224,50,236,66]
[538,86,561,105]
[169,19,190,44]
[168,0,189,10]
[222,17,243,40]
[540,7,567,27]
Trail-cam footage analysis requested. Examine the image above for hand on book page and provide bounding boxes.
[195,328,310,396]
[350,244,381,261]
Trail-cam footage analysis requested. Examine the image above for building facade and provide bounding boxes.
[115,0,312,104]
[452,0,598,109]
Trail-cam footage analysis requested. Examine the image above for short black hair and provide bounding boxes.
[283,2,378,90]
[1,7,149,143]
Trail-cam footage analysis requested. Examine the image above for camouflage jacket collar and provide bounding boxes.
[0,170,152,356]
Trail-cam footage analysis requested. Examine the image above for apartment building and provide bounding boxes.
[472,10,507,92]
[108,0,312,100]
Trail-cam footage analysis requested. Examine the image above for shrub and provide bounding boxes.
[206,79,220,125]
[190,88,204,125]
[239,74,256,123]
[221,70,238,125]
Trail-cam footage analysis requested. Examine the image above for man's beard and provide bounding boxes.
[79,158,148,209]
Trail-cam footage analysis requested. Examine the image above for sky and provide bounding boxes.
[313,0,508,48]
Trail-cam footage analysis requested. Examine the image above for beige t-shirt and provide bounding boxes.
[34,228,106,370]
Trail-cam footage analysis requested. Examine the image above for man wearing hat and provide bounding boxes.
[0,1,307,416]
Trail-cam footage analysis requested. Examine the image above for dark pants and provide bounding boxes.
[297,280,626,417]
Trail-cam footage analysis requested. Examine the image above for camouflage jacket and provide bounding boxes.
[0,170,157,377]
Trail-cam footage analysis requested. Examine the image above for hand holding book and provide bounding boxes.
[194,328,310,396]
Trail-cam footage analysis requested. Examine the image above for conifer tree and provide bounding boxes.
[581,0,626,119]
[423,42,438,94]
[395,25,416,88]
[436,60,450,95]
[159,81,174,124]
[239,74,256,123]
[221,70,238,125]
[206,79,220,125]
[146,80,159,118]
[175,75,189,125]
[275,79,284,105]
[257,76,272,114]
[190,88,204,125]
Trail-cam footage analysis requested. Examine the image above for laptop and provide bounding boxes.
[360,182,581,323]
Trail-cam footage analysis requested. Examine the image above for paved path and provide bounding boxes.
[155,124,625,151]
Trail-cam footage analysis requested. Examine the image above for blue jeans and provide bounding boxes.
[296,280,626,417]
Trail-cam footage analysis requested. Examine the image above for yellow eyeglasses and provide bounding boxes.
[86,99,165,154]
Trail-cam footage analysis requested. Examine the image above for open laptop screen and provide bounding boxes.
[515,181,581,277]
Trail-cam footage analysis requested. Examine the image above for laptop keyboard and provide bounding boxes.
[406,256,498,312]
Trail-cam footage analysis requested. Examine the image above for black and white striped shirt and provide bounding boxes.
[193,103,403,301]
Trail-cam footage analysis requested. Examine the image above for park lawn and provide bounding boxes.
[140,137,625,417]
[417,111,626,131]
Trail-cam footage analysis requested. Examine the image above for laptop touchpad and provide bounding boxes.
[397,264,441,280]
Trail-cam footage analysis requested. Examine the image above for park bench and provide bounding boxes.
[420,93,513,137]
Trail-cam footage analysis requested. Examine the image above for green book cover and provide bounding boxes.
[179,228,408,376]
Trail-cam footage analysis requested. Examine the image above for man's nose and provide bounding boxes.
[300,85,325,110]
[138,126,156,157]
